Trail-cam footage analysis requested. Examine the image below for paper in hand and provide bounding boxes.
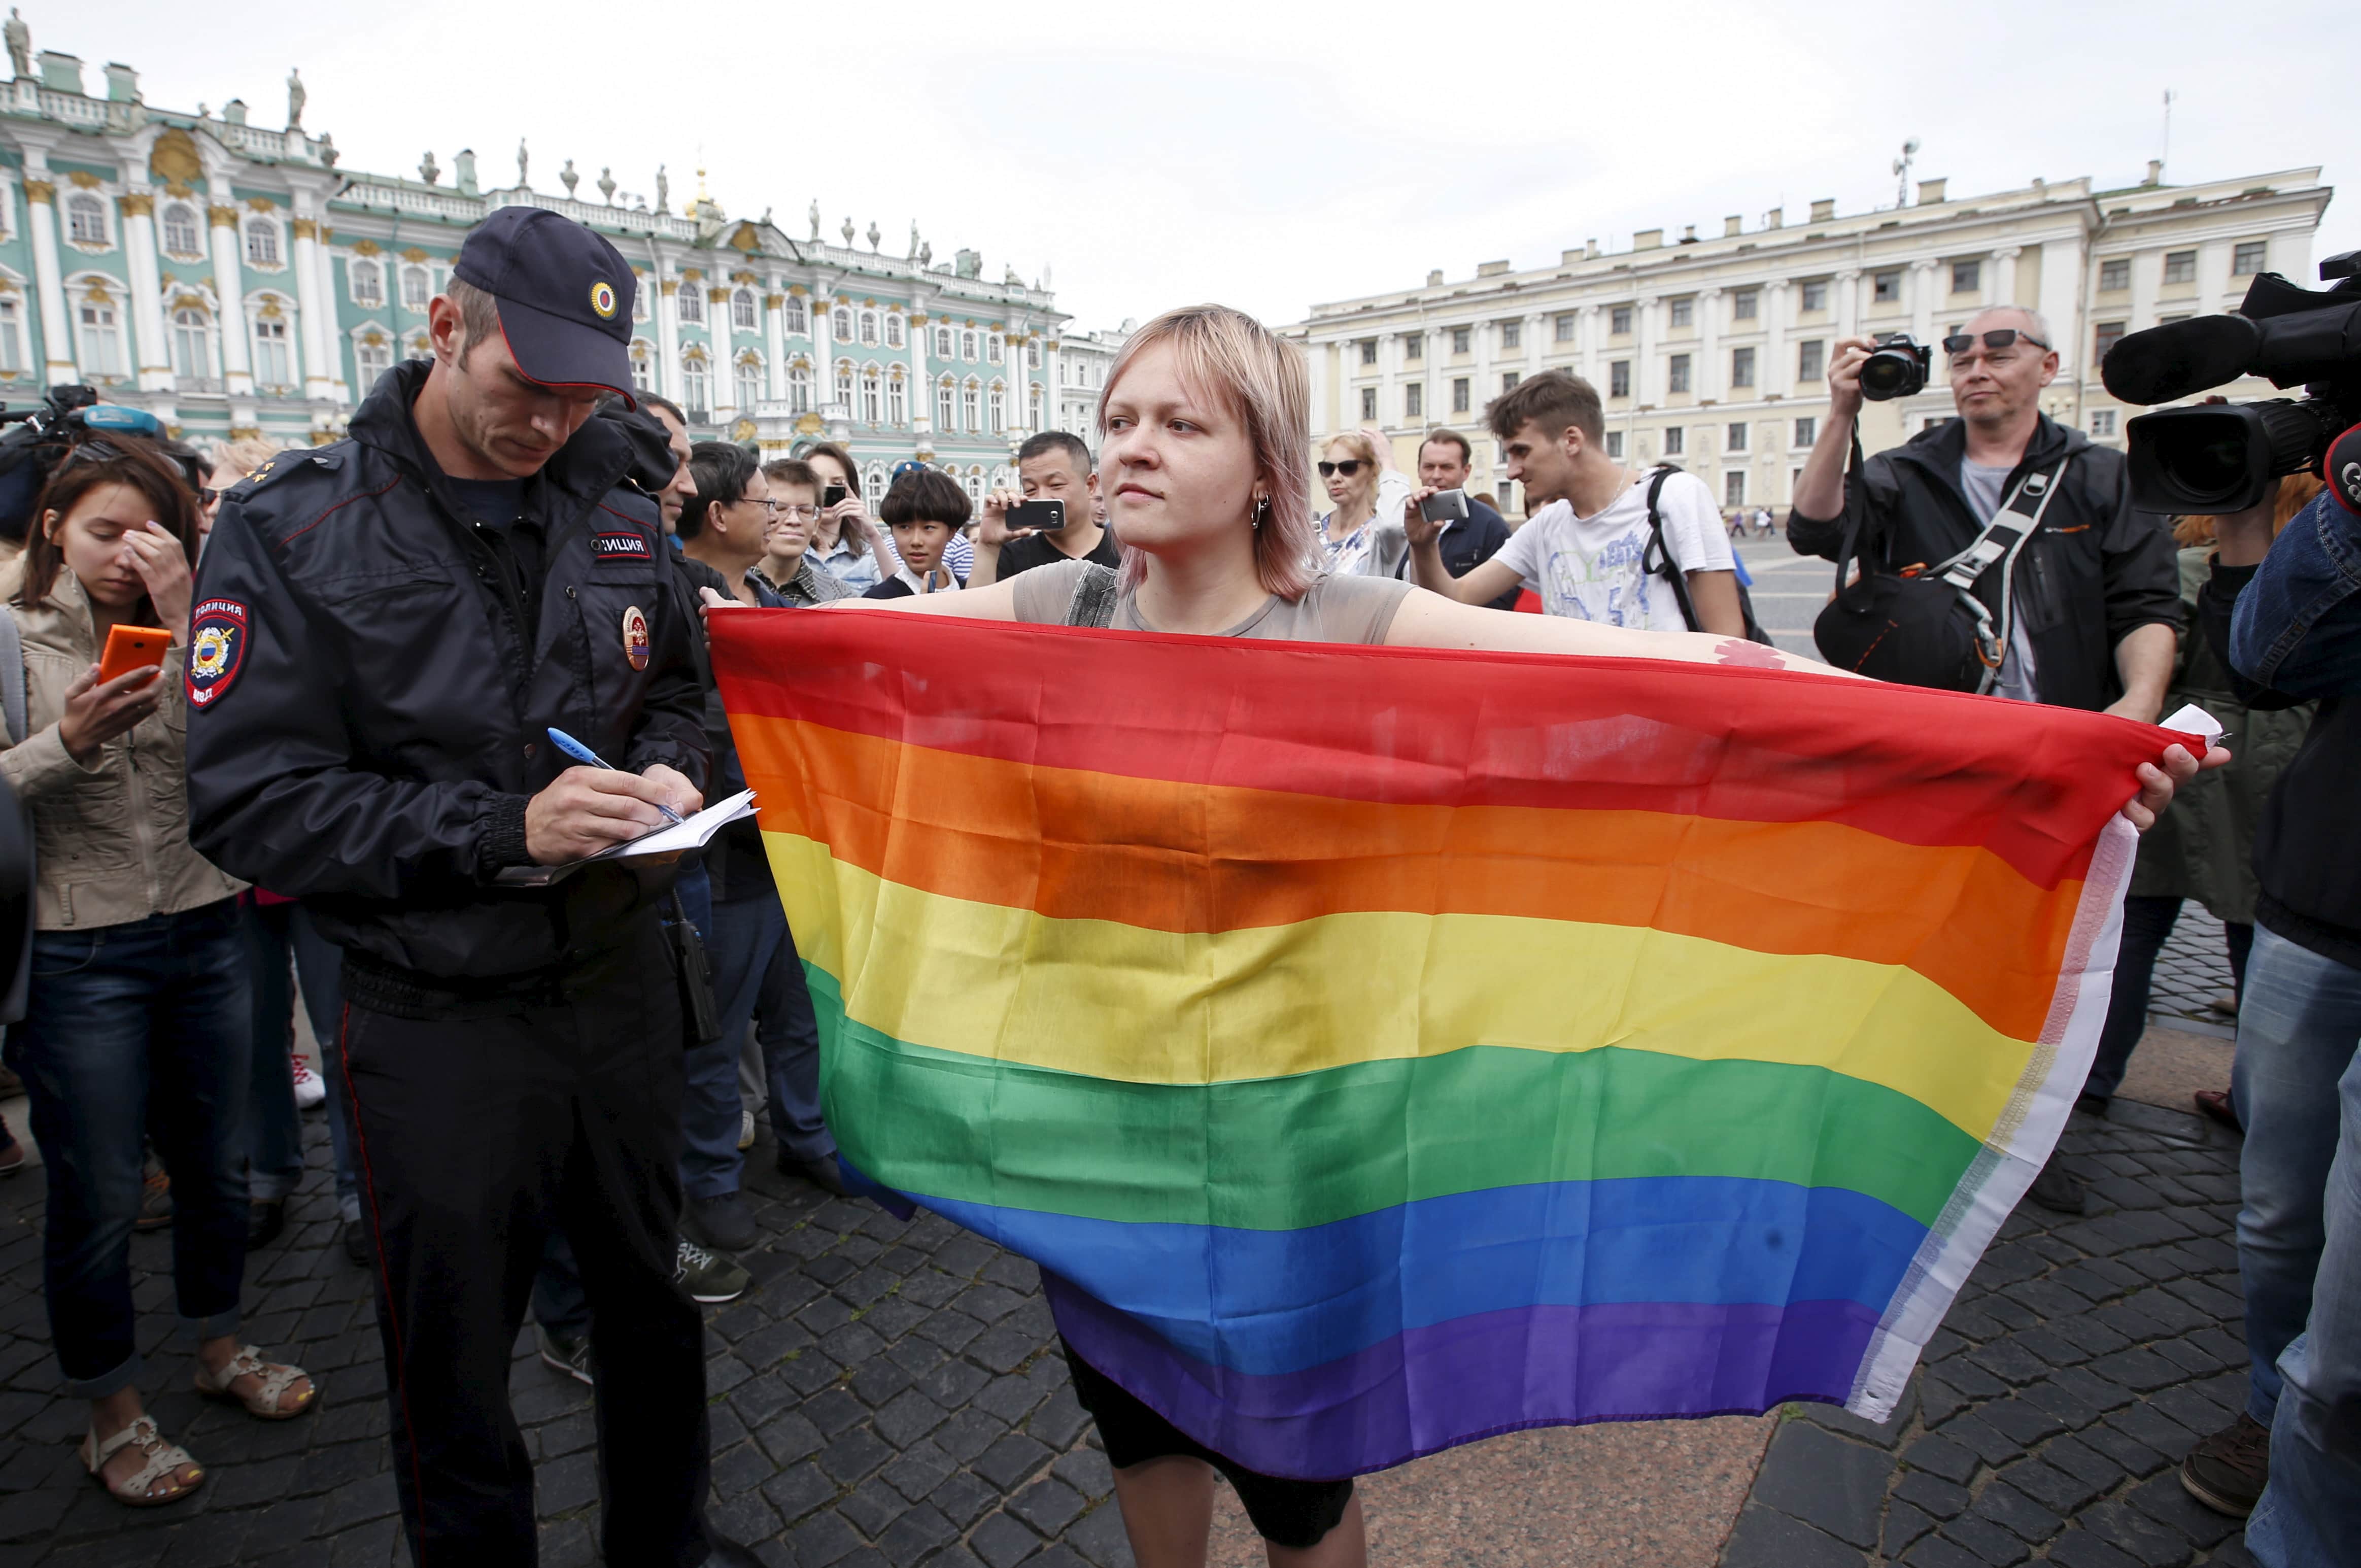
[494,789,758,887]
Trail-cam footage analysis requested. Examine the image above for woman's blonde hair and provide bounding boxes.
[208,437,281,483]
[1099,304,1318,601]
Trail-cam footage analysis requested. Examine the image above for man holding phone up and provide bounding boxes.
[1401,429,1518,609]
[972,430,1119,586]
[185,210,761,1566]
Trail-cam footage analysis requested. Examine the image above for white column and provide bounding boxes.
[1525,312,1545,381]
[1909,258,1939,346]
[1697,287,1723,402]
[656,276,682,404]
[207,190,252,394]
[22,172,78,385]
[1379,330,1401,432]
[315,227,348,402]
[709,288,737,425]
[910,313,933,439]
[1308,336,1330,437]
[1039,334,1057,435]
[1765,279,1791,399]
[120,190,172,391]
[762,290,786,400]
[1579,304,1600,386]
[810,288,836,417]
[1990,246,2021,308]
[2039,240,2085,383]
[1472,318,1493,421]
[290,214,334,400]
[1835,269,1861,339]
[1635,296,1659,404]
[2129,244,2160,335]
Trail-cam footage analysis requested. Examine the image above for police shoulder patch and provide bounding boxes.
[593,529,653,561]
[185,598,251,709]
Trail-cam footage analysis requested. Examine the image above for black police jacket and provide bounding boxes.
[185,361,709,982]
[1786,414,2181,712]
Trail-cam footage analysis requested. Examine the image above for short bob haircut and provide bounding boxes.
[880,467,971,529]
[1098,304,1317,602]
[15,435,202,613]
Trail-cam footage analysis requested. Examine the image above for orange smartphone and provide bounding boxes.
[97,625,172,685]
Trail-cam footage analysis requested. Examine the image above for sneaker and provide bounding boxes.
[2027,1158,2086,1215]
[134,1160,174,1232]
[289,1053,326,1110]
[674,1237,750,1305]
[682,1190,756,1252]
[2181,1412,2271,1517]
[778,1151,847,1198]
[537,1325,595,1386]
[2195,1088,2241,1132]
[737,1109,756,1152]
[341,1221,371,1269]
[0,1126,22,1177]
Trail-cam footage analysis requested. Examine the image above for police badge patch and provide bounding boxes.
[187,598,250,708]
[622,605,650,671]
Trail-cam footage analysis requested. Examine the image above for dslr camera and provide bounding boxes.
[1859,333,1932,402]
[2102,250,2361,514]
[0,384,167,542]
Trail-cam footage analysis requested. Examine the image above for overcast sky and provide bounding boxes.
[70,0,2361,329]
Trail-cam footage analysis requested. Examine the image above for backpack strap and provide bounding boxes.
[0,605,23,746]
[1926,455,2072,693]
[1637,466,1704,633]
[1063,563,1121,628]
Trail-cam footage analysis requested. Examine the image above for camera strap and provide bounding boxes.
[1920,456,2070,694]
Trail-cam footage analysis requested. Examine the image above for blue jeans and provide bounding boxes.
[241,899,358,1217]
[680,891,787,1199]
[2,899,252,1395]
[758,919,833,1163]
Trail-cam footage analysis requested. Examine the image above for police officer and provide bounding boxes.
[186,209,759,1566]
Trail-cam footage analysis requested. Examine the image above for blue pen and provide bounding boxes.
[545,727,686,826]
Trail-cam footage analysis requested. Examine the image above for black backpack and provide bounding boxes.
[1638,466,1777,646]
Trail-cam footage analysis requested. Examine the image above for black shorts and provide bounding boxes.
[1063,1341,1354,1550]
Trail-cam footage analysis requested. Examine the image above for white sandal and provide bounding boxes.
[193,1344,317,1420]
[79,1415,204,1506]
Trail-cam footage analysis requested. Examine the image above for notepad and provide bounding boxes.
[493,789,758,887]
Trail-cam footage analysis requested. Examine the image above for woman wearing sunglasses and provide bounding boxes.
[1313,432,1407,577]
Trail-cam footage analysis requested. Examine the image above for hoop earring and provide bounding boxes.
[1251,496,1270,531]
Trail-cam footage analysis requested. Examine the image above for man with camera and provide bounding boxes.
[973,430,1117,587]
[1403,429,1518,609]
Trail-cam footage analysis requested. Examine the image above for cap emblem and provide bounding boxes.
[590,280,618,319]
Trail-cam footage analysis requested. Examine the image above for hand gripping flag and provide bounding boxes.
[712,607,2194,1481]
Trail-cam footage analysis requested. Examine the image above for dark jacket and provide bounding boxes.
[1395,498,1519,610]
[186,361,709,985]
[2202,491,2361,969]
[1787,414,2181,711]
[669,550,781,903]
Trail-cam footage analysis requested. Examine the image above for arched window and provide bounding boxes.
[400,265,431,311]
[857,311,878,348]
[675,287,704,326]
[0,297,23,375]
[961,330,978,360]
[681,354,710,415]
[630,342,655,392]
[1030,384,1045,429]
[783,295,808,334]
[962,378,980,432]
[937,376,955,432]
[934,326,953,359]
[251,310,292,387]
[355,334,393,387]
[1026,339,1041,370]
[77,296,124,376]
[884,314,905,349]
[170,306,212,380]
[962,468,984,505]
[244,216,280,266]
[886,373,907,427]
[732,288,758,331]
[349,258,384,308]
[736,355,763,411]
[862,462,888,507]
[834,359,854,411]
[831,306,851,341]
[161,202,202,256]
[66,193,108,246]
[988,380,1006,435]
[788,361,811,413]
[860,366,881,424]
[987,333,1004,365]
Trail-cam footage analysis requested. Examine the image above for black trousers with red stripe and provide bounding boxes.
[336,919,712,1566]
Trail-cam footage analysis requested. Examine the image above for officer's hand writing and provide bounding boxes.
[639,764,702,820]
[58,663,165,764]
[525,766,683,865]
[122,521,193,642]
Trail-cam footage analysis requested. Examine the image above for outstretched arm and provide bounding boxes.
[1386,582,1836,672]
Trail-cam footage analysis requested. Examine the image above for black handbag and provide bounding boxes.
[1811,436,2068,692]
[664,891,723,1046]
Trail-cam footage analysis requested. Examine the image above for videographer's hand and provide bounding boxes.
[57,664,165,764]
[978,489,1034,546]
[1827,336,1878,423]
[2121,741,2230,833]
[525,765,689,865]
[1401,487,1444,547]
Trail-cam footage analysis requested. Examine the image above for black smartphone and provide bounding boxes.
[1419,488,1470,524]
[1008,498,1066,532]
[822,482,849,509]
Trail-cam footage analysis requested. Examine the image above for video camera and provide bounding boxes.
[2101,250,2361,514]
[0,385,169,544]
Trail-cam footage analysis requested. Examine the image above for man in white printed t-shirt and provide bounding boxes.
[1404,370,1746,634]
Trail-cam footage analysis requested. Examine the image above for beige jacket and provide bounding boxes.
[0,569,241,930]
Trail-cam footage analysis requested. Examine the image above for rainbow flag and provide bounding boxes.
[712,607,2177,1481]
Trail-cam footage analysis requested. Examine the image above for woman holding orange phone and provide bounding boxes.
[0,436,315,1508]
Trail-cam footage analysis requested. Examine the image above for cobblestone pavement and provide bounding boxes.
[0,1118,1139,1568]
[2148,913,2243,1035]
[1720,1097,2257,1568]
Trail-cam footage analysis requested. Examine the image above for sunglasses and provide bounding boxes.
[1942,328,2050,357]
[1316,460,1366,478]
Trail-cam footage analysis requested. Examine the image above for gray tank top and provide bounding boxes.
[1009,559,1412,644]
